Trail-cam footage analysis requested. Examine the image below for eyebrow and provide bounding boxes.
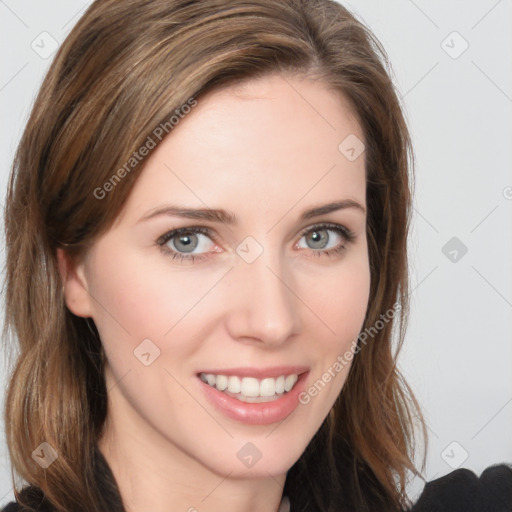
[137,199,366,225]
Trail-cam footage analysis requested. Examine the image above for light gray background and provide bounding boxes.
[1,0,511,507]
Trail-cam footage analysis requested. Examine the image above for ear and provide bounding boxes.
[56,247,93,318]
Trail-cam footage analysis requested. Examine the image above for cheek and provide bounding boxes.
[85,238,229,347]
[298,248,370,398]
[302,249,371,347]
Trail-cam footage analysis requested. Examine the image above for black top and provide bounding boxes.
[2,464,512,511]
[410,464,512,512]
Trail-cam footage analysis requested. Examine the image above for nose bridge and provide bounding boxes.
[226,238,299,344]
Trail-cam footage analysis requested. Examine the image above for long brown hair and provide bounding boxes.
[2,1,427,511]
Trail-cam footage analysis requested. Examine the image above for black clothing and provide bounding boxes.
[2,463,512,511]
[410,464,512,512]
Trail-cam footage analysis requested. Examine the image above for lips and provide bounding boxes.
[197,370,309,425]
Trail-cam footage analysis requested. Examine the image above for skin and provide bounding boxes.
[58,72,370,512]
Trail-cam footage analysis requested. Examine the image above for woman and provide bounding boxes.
[1,1,511,511]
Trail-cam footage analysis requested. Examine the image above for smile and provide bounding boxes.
[199,372,299,402]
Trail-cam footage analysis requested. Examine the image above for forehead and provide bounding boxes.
[115,73,366,225]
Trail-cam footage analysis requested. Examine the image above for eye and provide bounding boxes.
[296,223,355,257]
[156,222,356,263]
[157,227,218,263]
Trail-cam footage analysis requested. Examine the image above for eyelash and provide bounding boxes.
[156,223,356,263]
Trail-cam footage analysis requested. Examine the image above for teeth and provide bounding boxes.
[240,377,260,397]
[199,373,299,398]
[228,375,241,393]
[275,376,285,394]
[260,378,276,397]
[284,374,298,392]
[215,374,228,391]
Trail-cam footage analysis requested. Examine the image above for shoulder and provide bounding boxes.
[411,463,512,512]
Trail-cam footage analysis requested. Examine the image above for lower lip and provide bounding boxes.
[197,372,309,425]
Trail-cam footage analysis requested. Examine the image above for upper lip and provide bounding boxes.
[197,366,310,379]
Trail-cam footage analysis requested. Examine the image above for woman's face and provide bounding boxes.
[61,72,370,478]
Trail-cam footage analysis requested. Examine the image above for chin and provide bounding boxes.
[202,434,309,479]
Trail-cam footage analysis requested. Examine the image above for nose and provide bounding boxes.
[224,249,301,347]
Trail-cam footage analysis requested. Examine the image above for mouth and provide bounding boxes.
[198,371,304,403]
[196,368,310,425]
